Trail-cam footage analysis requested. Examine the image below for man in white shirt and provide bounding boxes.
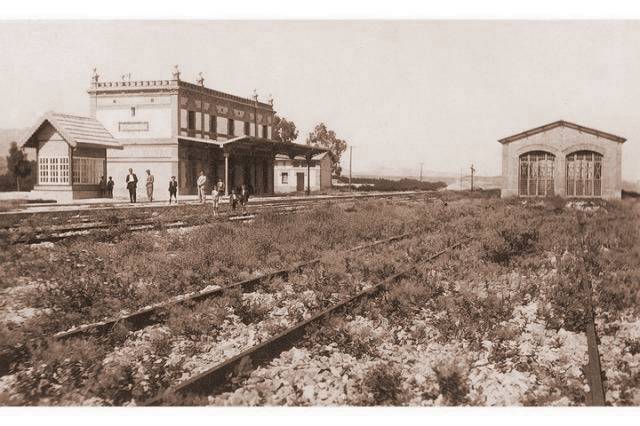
[197,170,207,203]
[125,168,138,203]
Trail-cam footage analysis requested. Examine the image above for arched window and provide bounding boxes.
[519,151,555,197]
[566,151,602,197]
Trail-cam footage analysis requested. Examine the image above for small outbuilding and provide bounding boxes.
[499,120,626,199]
[20,111,122,201]
[273,152,332,193]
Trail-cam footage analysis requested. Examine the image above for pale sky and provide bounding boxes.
[0,20,638,180]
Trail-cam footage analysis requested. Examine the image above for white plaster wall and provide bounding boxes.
[273,164,321,193]
[37,126,69,157]
[96,94,173,139]
[500,126,623,199]
[107,160,177,201]
[107,143,178,200]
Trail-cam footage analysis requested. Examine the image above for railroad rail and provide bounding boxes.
[1,192,426,245]
[0,191,424,220]
[143,240,466,405]
[0,233,409,376]
[583,278,605,406]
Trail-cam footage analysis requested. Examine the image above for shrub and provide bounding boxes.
[166,299,230,338]
[362,362,404,405]
[383,279,443,317]
[482,225,539,264]
[433,361,469,405]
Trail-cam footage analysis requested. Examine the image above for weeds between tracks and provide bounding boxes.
[2,196,639,406]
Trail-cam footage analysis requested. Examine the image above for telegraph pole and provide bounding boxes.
[349,146,353,193]
[419,162,423,182]
[470,164,476,191]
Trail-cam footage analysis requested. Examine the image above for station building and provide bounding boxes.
[499,120,626,199]
[20,68,327,201]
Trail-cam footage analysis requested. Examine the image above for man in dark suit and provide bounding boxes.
[126,168,138,203]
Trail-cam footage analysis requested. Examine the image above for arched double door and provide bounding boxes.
[518,149,603,198]
[566,151,602,197]
[519,151,555,197]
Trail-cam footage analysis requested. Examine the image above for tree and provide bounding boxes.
[305,123,348,176]
[272,115,299,143]
[7,142,32,191]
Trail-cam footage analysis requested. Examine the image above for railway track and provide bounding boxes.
[1,192,426,245]
[0,191,424,223]
[143,240,466,405]
[0,233,409,377]
[141,235,608,407]
[2,195,610,406]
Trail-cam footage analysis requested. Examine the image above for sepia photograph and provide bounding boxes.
[0,1,639,418]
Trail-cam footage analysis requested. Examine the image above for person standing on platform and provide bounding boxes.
[145,169,154,202]
[229,187,239,212]
[98,176,106,198]
[106,176,114,198]
[168,176,178,204]
[215,178,224,196]
[240,184,250,215]
[126,168,138,203]
[197,170,207,203]
[212,178,224,216]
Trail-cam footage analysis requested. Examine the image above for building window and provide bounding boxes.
[210,115,217,135]
[262,125,268,139]
[566,151,603,197]
[187,111,196,130]
[130,106,136,117]
[203,114,210,137]
[281,172,288,184]
[217,116,227,135]
[244,121,250,136]
[228,118,234,136]
[72,157,104,185]
[519,151,555,197]
[180,109,188,130]
[39,157,70,185]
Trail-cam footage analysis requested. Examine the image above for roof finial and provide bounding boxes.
[91,67,99,85]
[173,64,181,81]
[197,72,205,86]
[268,94,274,107]
[253,89,258,103]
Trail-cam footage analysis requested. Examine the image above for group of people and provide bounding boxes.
[98,176,115,198]
[197,170,251,215]
[123,168,154,203]
[120,168,251,214]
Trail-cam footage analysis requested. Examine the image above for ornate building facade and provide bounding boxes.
[21,68,326,201]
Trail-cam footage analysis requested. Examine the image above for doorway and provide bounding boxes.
[296,172,305,192]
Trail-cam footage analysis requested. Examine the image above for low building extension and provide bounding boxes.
[274,152,332,193]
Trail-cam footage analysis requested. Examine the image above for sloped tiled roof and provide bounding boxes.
[498,120,626,144]
[20,111,121,149]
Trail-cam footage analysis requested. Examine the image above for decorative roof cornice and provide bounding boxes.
[88,79,274,110]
